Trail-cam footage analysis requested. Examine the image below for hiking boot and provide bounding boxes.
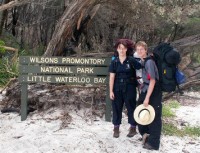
[143,142,158,150]
[127,127,137,137]
[113,126,120,138]
[142,133,150,145]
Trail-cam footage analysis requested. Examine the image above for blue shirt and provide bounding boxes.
[109,56,141,80]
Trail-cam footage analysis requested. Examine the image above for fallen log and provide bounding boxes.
[163,79,200,101]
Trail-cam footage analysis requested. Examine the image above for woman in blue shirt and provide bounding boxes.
[109,39,141,138]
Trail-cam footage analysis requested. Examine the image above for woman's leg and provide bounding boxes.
[125,85,137,126]
[112,90,124,125]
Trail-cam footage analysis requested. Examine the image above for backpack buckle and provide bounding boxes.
[119,78,124,83]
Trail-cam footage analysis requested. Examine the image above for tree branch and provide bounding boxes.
[2,46,18,52]
[163,79,200,101]
[0,0,61,12]
[0,0,31,11]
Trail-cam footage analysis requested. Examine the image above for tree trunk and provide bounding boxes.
[0,0,10,35]
[43,0,101,56]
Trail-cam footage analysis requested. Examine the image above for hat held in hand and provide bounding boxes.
[134,104,155,125]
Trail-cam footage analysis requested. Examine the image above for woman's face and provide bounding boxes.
[117,44,127,57]
[136,45,147,59]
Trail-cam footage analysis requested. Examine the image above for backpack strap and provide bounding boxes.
[142,56,152,86]
[112,57,118,74]
[143,56,153,71]
[143,56,160,84]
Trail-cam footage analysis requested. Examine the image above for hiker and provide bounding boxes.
[109,39,141,138]
[135,41,162,150]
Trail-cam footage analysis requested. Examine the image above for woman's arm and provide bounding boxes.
[129,56,142,70]
[109,73,115,100]
[143,78,156,107]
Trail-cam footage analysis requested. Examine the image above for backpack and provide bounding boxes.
[145,43,182,92]
[175,68,186,85]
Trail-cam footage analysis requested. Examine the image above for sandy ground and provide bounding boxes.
[0,92,200,153]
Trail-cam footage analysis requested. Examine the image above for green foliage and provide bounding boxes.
[0,57,19,86]
[186,17,200,27]
[167,100,180,109]
[184,126,200,137]
[163,123,184,137]
[0,29,46,87]
[162,100,199,137]
[18,42,45,56]
[162,100,180,118]
[163,123,200,137]
[162,105,175,117]
[35,43,45,56]
[0,40,6,54]
[0,32,20,51]
[180,17,200,37]
[191,49,200,64]
[0,39,19,86]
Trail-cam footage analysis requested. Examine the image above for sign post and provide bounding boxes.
[19,56,112,121]
[21,83,28,121]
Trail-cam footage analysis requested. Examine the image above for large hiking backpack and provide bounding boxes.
[149,43,181,92]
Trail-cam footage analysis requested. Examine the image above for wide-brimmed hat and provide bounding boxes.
[134,104,155,125]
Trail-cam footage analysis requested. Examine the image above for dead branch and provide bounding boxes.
[0,78,17,94]
[77,9,85,30]
[3,63,16,76]
[187,72,200,79]
[48,84,105,92]
[0,0,56,11]
[2,46,18,52]
[163,79,200,101]
[171,34,200,54]
[172,34,200,47]
[90,4,101,19]
[181,95,200,101]
[0,0,31,11]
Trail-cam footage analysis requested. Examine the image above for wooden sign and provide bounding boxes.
[19,56,111,66]
[19,56,112,122]
[19,75,107,84]
[19,65,108,75]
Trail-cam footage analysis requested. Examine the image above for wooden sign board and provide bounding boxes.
[19,75,107,84]
[19,65,108,75]
[19,56,112,122]
[19,56,111,66]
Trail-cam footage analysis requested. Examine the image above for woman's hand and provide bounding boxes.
[129,56,142,70]
[143,97,149,107]
[110,91,115,100]
[109,73,115,100]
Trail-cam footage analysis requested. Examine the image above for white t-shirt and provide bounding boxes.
[133,52,143,84]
